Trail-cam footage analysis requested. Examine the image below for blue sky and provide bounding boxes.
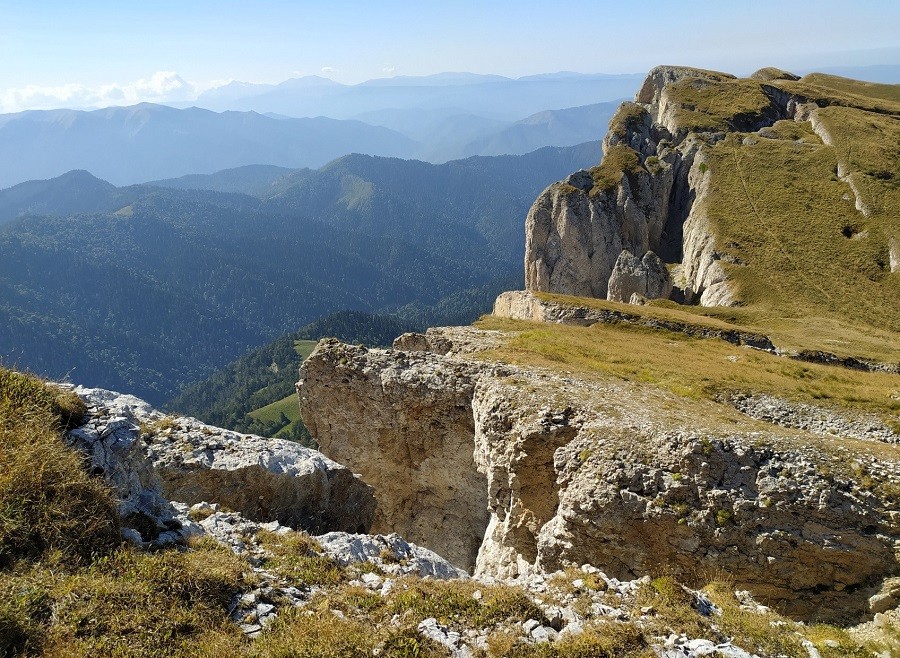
[2,0,898,111]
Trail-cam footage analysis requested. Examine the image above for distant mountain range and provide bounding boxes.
[191,72,644,120]
[0,104,416,188]
[0,143,600,402]
[0,96,623,188]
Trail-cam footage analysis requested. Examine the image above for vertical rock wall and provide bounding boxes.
[298,339,492,571]
[298,334,900,623]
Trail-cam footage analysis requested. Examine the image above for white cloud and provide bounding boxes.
[0,71,199,113]
[320,66,335,74]
[382,66,396,74]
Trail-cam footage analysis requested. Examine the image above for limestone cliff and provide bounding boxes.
[299,329,900,624]
[297,338,494,570]
[524,65,900,308]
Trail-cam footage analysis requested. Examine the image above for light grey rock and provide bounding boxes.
[564,169,594,192]
[71,386,376,536]
[522,619,540,633]
[299,338,497,571]
[418,618,471,658]
[725,392,900,444]
[316,532,469,579]
[606,249,672,302]
[65,389,188,545]
[531,625,558,643]
[493,291,775,352]
[869,577,900,614]
[523,128,679,300]
[145,416,376,534]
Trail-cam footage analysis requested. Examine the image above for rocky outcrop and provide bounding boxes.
[297,338,498,571]
[606,249,672,302]
[524,64,896,308]
[523,102,684,300]
[493,290,775,350]
[68,386,375,541]
[66,387,193,546]
[298,331,900,623]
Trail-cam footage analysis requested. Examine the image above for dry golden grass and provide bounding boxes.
[476,316,900,426]
[0,541,250,658]
[796,73,900,105]
[702,130,898,331]
[0,369,119,570]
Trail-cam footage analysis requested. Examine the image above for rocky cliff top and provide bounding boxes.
[298,319,900,626]
[524,65,900,356]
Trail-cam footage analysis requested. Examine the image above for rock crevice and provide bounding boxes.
[298,332,900,623]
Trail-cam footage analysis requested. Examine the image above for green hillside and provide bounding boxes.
[0,144,597,403]
[166,311,411,441]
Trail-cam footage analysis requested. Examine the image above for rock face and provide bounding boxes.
[524,64,889,308]
[66,387,193,546]
[298,331,900,623]
[523,72,710,303]
[69,386,375,540]
[523,103,683,301]
[298,337,496,571]
[606,249,672,302]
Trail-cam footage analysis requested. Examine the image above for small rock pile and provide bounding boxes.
[725,392,900,444]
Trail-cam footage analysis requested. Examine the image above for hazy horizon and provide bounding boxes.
[2,0,898,113]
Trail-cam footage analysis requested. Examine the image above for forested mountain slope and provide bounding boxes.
[0,143,599,403]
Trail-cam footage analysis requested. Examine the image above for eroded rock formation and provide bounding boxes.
[68,386,375,542]
[606,249,672,302]
[297,338,497,571]
[298,330,900,623]
[524,64,892,307]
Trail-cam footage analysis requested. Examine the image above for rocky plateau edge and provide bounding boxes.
[298,326,900,625]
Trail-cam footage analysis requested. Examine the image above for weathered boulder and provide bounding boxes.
[606,249,672,302]
[298,331,900,623]
[69,386,375,539]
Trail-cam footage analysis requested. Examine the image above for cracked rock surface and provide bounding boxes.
[67,386,376,542]
[298,328,900,624]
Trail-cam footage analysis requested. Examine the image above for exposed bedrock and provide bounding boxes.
[298,332,900,623]
[606,249,672,302]
[69,386,375,540]
[297,337,495,571]
[524,65,846,307]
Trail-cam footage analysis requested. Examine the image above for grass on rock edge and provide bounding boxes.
[3,366,897,655]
